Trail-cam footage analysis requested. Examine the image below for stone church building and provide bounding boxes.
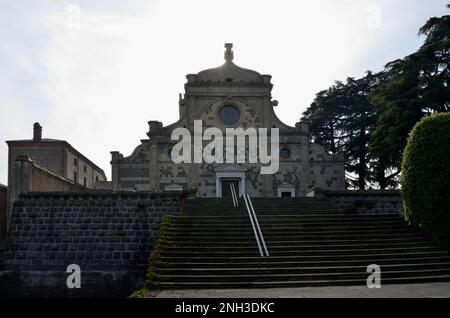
[111,44,345,197]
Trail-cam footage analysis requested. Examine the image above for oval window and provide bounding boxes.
[218,105,240,126]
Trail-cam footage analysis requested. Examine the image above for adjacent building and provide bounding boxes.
[7,123,107,189]
[5,123,108,231]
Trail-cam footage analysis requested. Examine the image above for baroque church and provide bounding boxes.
[110,44,345,197]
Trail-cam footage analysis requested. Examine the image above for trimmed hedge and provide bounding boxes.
[401,113,450,249]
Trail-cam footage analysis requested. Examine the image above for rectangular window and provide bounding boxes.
[83,177,87,187]
[95,175,99,182]
[83,165,87,173]
[74,158,77,166]
[73,171,77,183]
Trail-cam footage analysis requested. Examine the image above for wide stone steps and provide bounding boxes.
[161,237,427,247]
[147,198,450,289]
[156,275,450,289]
[159,231,421,242]
[159,256,450,268]
[156,262,450,276]
[164,224,410,231]
[160,229,420,239]
[156,268,450,283]
[162,227,416,236]
[188,209,336,215]
[160,251,450,264]
[185,198,336,214]
[169,221,406,228]
[174,215,403,219]
[159,242,435,253]
[169,214,405,223]
[173,214,403,224]
[160,246,442,258]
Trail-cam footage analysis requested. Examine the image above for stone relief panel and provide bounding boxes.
[309,163,344,191]
[272,165,302,196]
[158,164,189,191]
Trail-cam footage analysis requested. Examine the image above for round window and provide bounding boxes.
[218,105,240,126]
[280,148,291,159]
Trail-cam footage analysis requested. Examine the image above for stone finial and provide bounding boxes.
[224,43,233,62]
[110,151,122,163]
[178,93,185,106]
[148,120,163,132]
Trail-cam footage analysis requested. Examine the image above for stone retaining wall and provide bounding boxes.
[0,191,185,297]
[309,189,403,214]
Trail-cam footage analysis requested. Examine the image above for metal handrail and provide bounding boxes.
[230,183,238,207]
[230,183,236,207]
[230,183,235,206]
[233,184,239,207]
[243,194,263,257]
[247,194,269,257]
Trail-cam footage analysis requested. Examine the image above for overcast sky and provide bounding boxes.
[0,0,448,184]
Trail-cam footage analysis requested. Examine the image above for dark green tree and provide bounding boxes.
[303,72,397,189]
[302,4,449,189]
[302,82,347,155]
[370,5,450,169]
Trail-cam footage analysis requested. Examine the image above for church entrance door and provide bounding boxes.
[221,179,240,198]
[215,164,247,198]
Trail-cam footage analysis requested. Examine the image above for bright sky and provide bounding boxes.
[0,0,448,184]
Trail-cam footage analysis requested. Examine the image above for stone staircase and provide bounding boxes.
[152,197,450,289]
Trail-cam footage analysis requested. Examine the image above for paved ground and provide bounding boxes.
[153,282,450,298]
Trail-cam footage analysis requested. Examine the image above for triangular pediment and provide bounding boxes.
[214,163,248,172]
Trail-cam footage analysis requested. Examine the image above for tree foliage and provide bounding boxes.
[370,8,450,167]
[303,72,399,189]
[302,4,450,189]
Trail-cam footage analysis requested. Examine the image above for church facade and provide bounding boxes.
[110,44,345,197]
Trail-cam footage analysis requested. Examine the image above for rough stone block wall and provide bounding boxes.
[315,190,403,214]
[0,191,183,297]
